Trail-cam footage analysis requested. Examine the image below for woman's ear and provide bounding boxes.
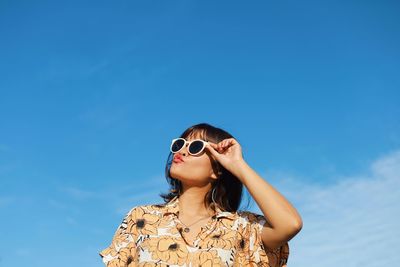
[210,169,222,180]
[210,171,219,179]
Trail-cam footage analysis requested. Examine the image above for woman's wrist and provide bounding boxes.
[229,159,250,183]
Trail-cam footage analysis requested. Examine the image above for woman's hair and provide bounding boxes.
[159,122,250,212]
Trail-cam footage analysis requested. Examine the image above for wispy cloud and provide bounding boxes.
[267,149,400,266]
[53,149,400,267]
[55,173,167,215]
[113,174,168,215]
[60,186,98,200]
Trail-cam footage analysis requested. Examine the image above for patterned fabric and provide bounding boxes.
[99,196,289,266]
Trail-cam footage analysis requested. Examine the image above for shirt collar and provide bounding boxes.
[162,195,236,220]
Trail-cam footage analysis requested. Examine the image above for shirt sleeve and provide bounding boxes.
[99,207,138,267]
[241,211,290,267]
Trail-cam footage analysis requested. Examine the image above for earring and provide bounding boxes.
[171,179,181,195]
[211,187,217,206]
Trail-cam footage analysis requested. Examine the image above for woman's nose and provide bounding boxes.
[179,144,189,156]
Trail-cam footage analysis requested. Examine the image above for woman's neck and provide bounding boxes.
[178,186,215,217]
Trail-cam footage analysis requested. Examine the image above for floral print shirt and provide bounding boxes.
[99,196,289,266]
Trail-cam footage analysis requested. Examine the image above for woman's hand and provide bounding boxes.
[205,138,246,176]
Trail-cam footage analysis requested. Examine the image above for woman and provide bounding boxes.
[99,123,302,266]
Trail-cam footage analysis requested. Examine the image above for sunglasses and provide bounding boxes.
[170,138,209,156]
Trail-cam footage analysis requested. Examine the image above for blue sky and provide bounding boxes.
[0,1,399,266]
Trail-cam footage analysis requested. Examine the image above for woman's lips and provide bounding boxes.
[173,158,184,163]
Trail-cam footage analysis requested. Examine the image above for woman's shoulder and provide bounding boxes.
[236,209,267,224]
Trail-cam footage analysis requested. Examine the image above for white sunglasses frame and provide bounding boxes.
[170,138,209,156]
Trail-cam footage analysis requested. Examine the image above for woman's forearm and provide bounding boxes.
[232,159,303,232]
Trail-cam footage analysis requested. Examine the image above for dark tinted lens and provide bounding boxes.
[189,140,204,154]
[171,139,185,152]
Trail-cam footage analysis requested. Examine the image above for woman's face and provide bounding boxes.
[169,132,219,186]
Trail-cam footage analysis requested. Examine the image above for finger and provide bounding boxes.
[221,141,228,149]
[218,142,226,151]
[221,139,232,148]
[205,142,221,157]
[210,142,225,153]
[225,138,236,148]
[224,138,234,144]
[216,142,222,150]
[207,141,218,149]
[227,138,236,145]
[206,141,218,151]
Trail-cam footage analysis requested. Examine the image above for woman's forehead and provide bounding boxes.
[185,130,206,140]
